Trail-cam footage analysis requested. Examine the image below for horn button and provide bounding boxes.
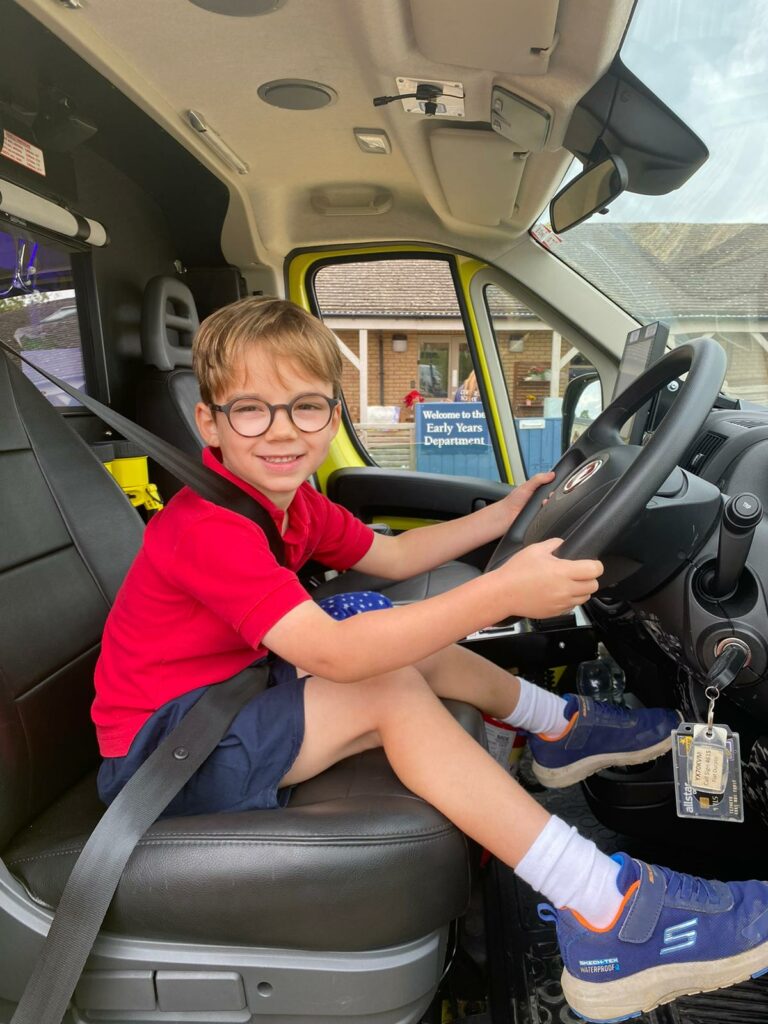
[525,448,635,546]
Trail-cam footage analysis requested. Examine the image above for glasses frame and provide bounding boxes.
[211,393,340,438]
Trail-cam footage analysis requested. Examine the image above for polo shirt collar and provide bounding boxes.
[201,447,308,545]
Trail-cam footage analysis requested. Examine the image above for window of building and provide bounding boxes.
[313,257,501,482]
[0,227,86,407]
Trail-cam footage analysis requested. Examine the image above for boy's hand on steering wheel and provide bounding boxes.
[498,537,603,619]
[503,471,556,522]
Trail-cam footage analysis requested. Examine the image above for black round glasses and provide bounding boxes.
[211,393,340,438]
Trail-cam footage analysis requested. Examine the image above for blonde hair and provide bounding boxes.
[192,297,343,405]
[459,370,479,400]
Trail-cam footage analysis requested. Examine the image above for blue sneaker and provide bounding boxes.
[527,695,680,788]
[543,854,768,1022]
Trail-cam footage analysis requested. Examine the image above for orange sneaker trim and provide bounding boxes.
[565,879,641,934]
[537,710,578,743]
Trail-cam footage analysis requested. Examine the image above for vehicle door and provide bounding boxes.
[288,246,604,560]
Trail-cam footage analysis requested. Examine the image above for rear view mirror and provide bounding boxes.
[549,156,628,234]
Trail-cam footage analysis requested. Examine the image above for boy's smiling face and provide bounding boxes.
[195,344,341,510]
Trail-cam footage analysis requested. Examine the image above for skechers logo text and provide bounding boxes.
[660,918,698,956]
[578,958,620,974]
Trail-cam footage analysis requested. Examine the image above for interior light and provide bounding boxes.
[185,110,249,175]
[354,129,391,155]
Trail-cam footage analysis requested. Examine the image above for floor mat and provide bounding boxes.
[486,756,768,1024]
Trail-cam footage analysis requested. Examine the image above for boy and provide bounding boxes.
[93,298,768,1024]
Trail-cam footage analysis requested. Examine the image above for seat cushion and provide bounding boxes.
[313,560,481,603]
[5,700,484,951]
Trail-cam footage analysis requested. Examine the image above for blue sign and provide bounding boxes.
[414,401,490,449]
[414,402,498,480]
[413,401,563,480]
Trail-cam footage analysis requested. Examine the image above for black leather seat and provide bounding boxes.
[136,274,482,603]
[0,350,483,1021]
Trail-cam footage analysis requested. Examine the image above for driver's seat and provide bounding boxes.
[0,351,483,1022]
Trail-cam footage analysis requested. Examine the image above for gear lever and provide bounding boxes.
[710,493,763,599]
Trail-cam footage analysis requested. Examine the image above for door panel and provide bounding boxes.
[327,467,509,567]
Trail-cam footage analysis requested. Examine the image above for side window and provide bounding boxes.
[0,228,87,407]
[313,258,500,482]
[484,283,598,474]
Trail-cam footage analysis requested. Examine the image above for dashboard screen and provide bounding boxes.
[614,321,669,442]
[613,322,669,401]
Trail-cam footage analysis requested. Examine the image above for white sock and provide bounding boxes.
[503,677,569,735]
[515,816,623,928]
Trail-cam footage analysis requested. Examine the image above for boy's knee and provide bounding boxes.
[372,666,436,711]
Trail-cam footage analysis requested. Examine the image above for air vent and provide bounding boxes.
[685,431,725,474]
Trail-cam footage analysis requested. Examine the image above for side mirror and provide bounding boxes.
[561,371,602,452]
[549,155,628,234]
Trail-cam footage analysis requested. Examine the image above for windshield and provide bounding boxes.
[542,0,768,406]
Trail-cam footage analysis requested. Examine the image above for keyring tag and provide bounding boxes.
[689,723,729,794]
[672,721,743,823]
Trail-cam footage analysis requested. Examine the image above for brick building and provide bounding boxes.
[314,258,576,425]
[313,223,768,427]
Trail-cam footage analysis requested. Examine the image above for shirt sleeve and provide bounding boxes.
[166,508,312,649]
[307,490,375,570]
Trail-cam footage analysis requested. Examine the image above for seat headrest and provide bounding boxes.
[140,276,199,371]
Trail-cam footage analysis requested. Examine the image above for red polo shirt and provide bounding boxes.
[92,448,374,756]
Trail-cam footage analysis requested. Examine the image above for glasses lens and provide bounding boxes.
[229,399,272,436]
[291,395,332,432]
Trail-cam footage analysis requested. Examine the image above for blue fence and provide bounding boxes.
[414,402,562,479]
[516,417,562,475]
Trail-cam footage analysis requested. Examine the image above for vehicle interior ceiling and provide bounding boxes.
[7,1,768,1022]
[10,0,632,314]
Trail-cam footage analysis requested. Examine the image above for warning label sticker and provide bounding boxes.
[1,130,46,177]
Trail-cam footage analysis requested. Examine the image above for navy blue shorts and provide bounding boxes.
[97,658,308,818]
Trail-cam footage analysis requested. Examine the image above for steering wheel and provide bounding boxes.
[486,338,727,572]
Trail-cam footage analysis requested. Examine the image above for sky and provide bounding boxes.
[598,0,768,224]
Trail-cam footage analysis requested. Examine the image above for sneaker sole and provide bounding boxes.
[561,937,768,1023]
[531,734,674,789]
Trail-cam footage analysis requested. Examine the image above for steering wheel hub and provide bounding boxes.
[563,458,605,493]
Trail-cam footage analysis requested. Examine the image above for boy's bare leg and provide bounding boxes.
[415,643,525,720]
[281,669,550,866]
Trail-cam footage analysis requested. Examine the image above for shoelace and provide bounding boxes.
[589,700,635,724]
[657,865,722,907]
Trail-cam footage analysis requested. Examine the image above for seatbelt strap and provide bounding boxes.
[0,339,285,563]
[10,660,270,1024]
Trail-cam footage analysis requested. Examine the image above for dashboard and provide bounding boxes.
[603,392,768,724]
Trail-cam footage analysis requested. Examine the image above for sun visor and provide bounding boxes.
[430,128,527,226]
[411,0,559,75]
[564,57,708,196]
